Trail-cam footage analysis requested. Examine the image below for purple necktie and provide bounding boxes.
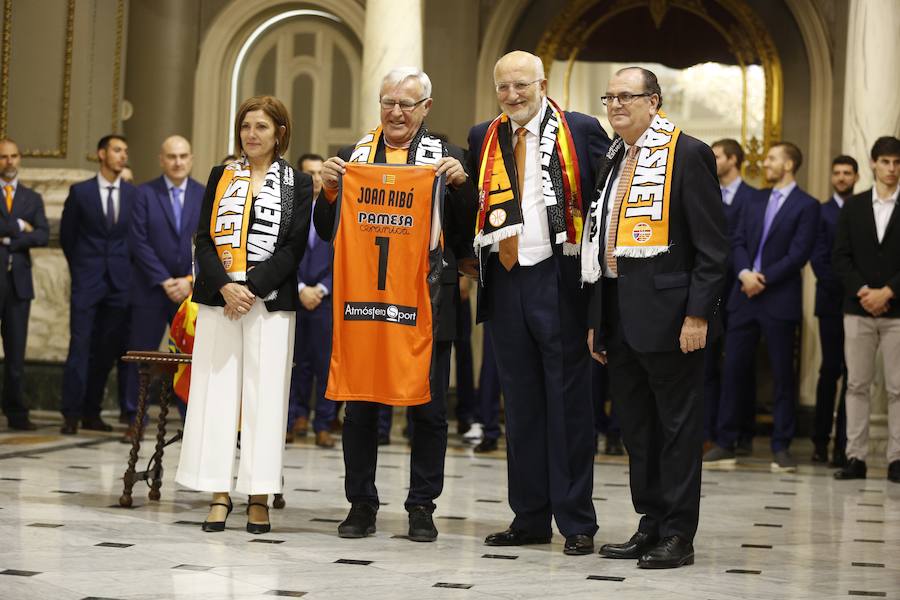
[170,187,183,232]
[106,186,116,228]
[752,190,782,271]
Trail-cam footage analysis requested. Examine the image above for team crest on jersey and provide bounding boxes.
[488,208,507,228]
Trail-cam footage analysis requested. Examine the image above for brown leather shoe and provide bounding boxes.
[285,430,295,444]
[315,430,335,448]
[292,416,309,438]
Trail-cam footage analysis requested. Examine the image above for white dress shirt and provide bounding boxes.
[873,185,899,243]
[600,129,650,279]
[490,98,553,266]
[832,192,845,209]
[96,173,122,220]
[720,177,742,206]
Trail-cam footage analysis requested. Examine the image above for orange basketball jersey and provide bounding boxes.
[326,163,445,406]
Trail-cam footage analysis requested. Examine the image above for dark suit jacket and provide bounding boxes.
[298,204,333,294]
[587,133,728,354]
[129,176,204,308]
[727,184,820,323]
[833,188,900,318]
[0,184,49,300]
[313,134,478,342]
[60,176,137,306]
[721,180,755,309]
[810,197,844,317]
[193,164,312,312]
[467,110,611,324]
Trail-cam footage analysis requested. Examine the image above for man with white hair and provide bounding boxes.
[318,67,477,542]
[123,135,204,433]
[467,51,610,556]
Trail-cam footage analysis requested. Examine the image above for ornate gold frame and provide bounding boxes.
[111,0,125,133]
[0,0,75,158]
[536,0,782,180]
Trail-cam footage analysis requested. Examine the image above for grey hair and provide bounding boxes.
[380,67,432,99]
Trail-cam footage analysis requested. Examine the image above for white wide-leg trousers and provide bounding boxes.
[175,302,295,495]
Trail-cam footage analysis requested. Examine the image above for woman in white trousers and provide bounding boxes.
[176,95,312,533]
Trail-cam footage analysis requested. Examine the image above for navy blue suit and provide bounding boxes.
[60,176,138,420]
[716,185,821,452]
[288,205,337,434]
[467,109,610,538]
[0,183,49,421]
[124,175,203,418]
[810,197,847,453]
[704,180,757,443]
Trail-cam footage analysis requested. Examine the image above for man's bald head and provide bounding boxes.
[0,138,21,181]
[159,135,193,185]
[493,51,547,124]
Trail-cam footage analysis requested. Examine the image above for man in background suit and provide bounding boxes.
[123,135,203,434]
[587,67,727,568]
[59,134,137,434]
[810,155,858,466]
[833,136,900,484]
[705,138,757,454]
[705,142,820,471]
[0,138,49,430]
[469,51,610,556]
[287,153,338,448]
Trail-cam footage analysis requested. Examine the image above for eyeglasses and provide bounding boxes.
[495,79,542,94]
[379,97,429,112]
[600,93,652,106]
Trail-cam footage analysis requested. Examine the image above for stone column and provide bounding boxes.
[123,0,200,181]
[842,0,900,190]
[841,0,900,436]
[358,0,423,128]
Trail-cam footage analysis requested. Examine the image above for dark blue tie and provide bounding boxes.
[106,186,116,228]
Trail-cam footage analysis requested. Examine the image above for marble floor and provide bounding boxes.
[1,411,898,600]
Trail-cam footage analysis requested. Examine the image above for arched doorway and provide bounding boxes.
[536,0,782,184]
[191,0,365,174]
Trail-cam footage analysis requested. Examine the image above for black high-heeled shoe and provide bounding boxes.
[201,497,233,532]
[246,501,271,534]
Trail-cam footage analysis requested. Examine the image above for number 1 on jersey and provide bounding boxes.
[374,236,390,290]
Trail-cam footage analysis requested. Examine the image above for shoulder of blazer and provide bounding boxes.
[121,180,139,199]
[788,186,819,208]
[71,177,98,197]
[186,177,205,196]
[468,120,491,143]
[137,176,165,197]
[847,188,873,211]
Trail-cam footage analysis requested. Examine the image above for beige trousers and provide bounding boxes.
[175,302,295,494]
[843,314,900,463]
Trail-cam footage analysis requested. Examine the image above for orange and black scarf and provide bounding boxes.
[474,98,584,256]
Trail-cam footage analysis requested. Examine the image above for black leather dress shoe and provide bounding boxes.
[408,505,438,542]
[599,531,658,559]
[563,534,594,555]
[888,460,900,484]
[834,457,867,480]
[484,528,551,546]
[338,503,377,538]
[81,416,113,432]
[60,418,79,435]
[811,443,829,463]
[638,536,694,569]
[7,417,37,431]
[473,438,498,453]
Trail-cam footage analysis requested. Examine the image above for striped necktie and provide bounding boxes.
[605,145,639,275]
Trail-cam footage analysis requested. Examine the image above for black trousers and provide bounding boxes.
[812,314,847,450]
[486,256,597,538]
[1,272,31,420]
[342,340,450,512]
[604,278,704,541]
